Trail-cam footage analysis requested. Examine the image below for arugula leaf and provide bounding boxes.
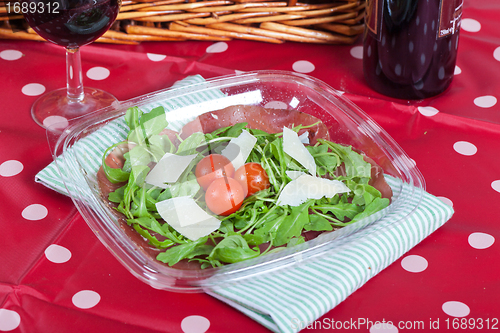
[168,173,201,198]
[124,107,142,132]
[140,106,168,137]
[149,134,175,161]
[102,142,130,184]
[304,214,333,232]
[177,132,205,155]
[273,201,313,247]
[351,197,390,223]
[306,144,341,177]
[209,234,260,264]
[287,236,305,247]
[314,202,362,221]
[156,236,208,266]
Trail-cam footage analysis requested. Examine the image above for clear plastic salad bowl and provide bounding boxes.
[48,70,425,293]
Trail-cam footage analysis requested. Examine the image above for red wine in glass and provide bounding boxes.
[23,0,121,130]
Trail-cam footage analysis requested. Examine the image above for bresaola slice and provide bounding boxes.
[180,105,330,144]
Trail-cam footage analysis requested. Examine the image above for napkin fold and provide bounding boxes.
[35,75,454,333]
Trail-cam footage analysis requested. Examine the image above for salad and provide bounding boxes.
[98,105,391,269]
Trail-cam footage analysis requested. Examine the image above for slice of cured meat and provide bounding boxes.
[180,105,330,144]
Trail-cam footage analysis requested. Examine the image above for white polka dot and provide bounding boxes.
[461,18,481,32]
[369,322,398,333]
[264,101,288,109]
[401,255,428,273]
[442,301,470,317]
[22,204,48,221]
[468,232,495,249]
[0,160,23,177]
[494,47,500,62]
[405,157,417,168]
[350,46,363,59]
[86,67,110,80]
[492,180,500,193]
[147,53,166,62]
[454,66,462,75]
[453,141,477,156]
[0,49,23,61]
[72,290,101,309]
[418,106,439,116]
[181,315,210,333]
[292,60,315,73]
[473,95,497,108]
[0,309,21,331]
[22,83,46,96]
[43,116,69,130]
[437,196,453,207]
[206,42,228,53]
[45,244,72,263]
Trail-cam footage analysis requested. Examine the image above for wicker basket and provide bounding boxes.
[0,0,365,44]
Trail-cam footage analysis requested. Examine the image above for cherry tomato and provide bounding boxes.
[195,154,235,191]
[205,177,245,216]
[234,162,270,197]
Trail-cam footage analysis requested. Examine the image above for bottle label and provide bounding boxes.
[365,0,383,38]
[365,0,464,40]
[438,0,463,38]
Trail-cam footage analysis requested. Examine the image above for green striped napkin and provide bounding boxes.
[35,75,454,333]
[206,177,453,333]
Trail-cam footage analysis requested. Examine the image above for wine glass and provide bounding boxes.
[23,0,121,130]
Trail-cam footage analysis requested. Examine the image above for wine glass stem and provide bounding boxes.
[66,47,85,102]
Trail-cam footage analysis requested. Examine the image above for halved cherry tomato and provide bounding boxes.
[195,154,235,191]
[234,162,270,197]
[205,177,245,216]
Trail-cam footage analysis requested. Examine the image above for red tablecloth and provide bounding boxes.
[1,1,500,331]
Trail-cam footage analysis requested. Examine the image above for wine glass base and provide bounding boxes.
[31,87,118,131]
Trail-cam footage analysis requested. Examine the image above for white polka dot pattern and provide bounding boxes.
[292,60,315,73]
[22,83,46,96]
[45,244,72,263]
[418,106,439,116]
[468,232,495,249]
[206,42,228,53]
[453,141,477,156]
[86,67,110,80]
[264,101,288,109]
[473,95,497,108]
[461,18,481,32]
[0,160,24,177]
[72,290,101,309]
[494,47,500,62]
[401,255,428,273]
[43,116,69,130]
[350,46,363,60]
[369,322,398,333]
[181,315,211,333]
[21,204,48,221]
[147,53,167,61]
[442,301,470,317]
[0,309,21,331]
[437,196,453,207]
[0,50,23,61]
[492,180,500,193]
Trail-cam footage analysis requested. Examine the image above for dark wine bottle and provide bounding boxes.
[363,0,464,99]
